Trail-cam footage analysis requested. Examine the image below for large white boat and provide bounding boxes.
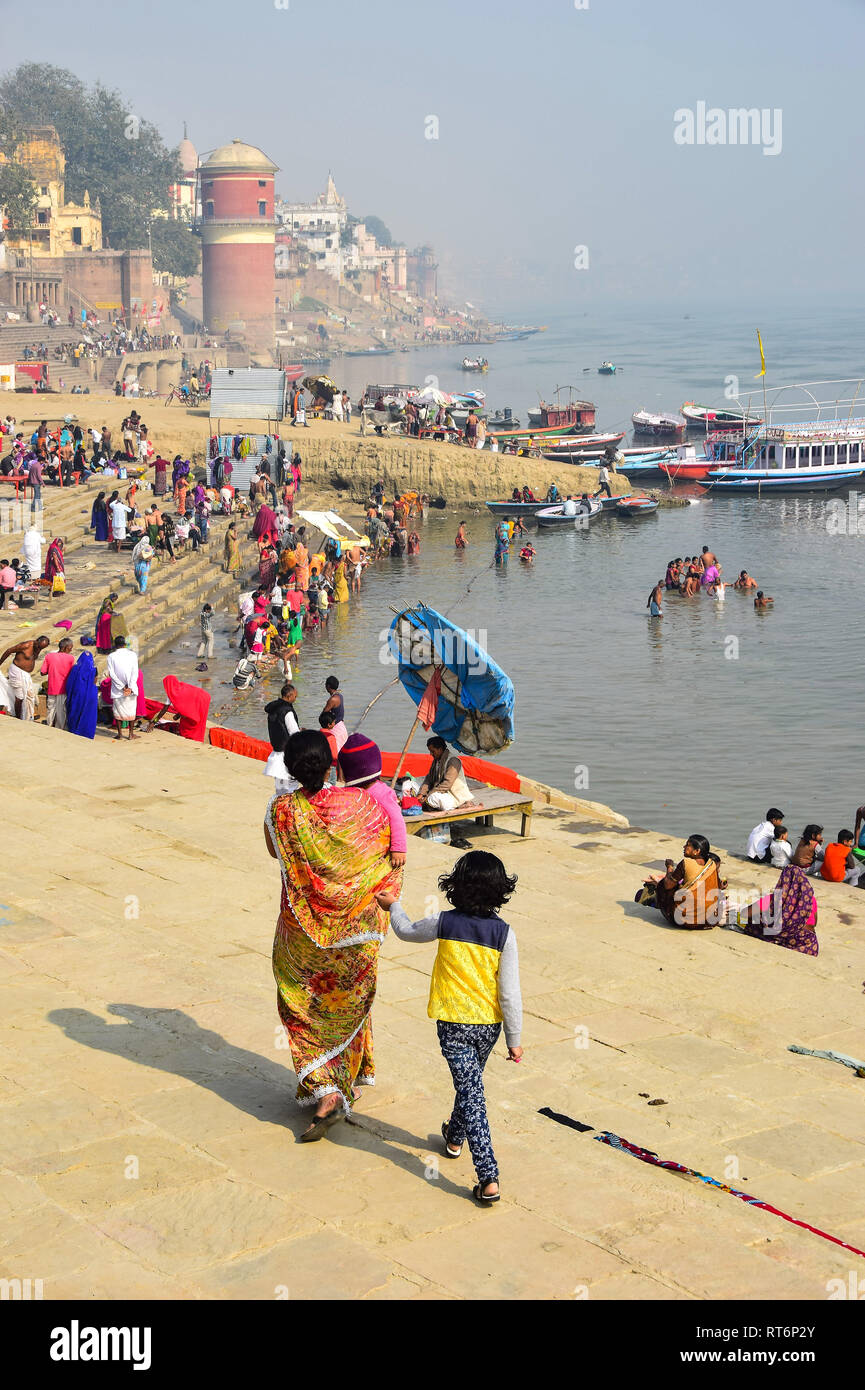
[701,379,865,493]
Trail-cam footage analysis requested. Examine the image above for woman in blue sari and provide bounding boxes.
[90,492,109,542]
[65,652,98,738]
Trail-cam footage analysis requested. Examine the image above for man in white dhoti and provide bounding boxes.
[0,634,49,720]
[105,636,139,739]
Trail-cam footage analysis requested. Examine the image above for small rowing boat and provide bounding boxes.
[539,431,625,461]
[536,499,603,528]
[682,402,763,432]
[598,362,616,374]
[485,498,550,518]
[461,357,489,372]
[615,496,659,516]
[632,409,686,441]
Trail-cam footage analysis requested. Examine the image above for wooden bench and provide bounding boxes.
[404,785,534,839]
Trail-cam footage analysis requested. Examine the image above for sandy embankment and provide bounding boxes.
[3,717,865,1300]
[24,393,634,509]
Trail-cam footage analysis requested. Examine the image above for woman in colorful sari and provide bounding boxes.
[252,502,278,548]
[736,846,819,955]
[193,481,206,509]
[176,476,189,517]
[44,537,65,583]
[153,455,168,497]
[638,834,725,929]
[332,557,349,603]
[223,522,241,574]
[91,492,109,542]
[278,543,296,582]
[64,651,98,738]
[258,542,278,590]
[265,730,401,1138]
[294,536,309,591]
[95,593,118,654]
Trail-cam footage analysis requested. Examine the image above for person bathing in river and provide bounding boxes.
[755,590,774,609]
[647,581,664,617]
[455,522,468,550]
[735,570,757,590]
[519,542,536,564]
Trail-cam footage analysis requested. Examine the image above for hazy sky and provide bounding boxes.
[6,0,865,316]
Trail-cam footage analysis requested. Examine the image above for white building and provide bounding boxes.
[275,173,347,280]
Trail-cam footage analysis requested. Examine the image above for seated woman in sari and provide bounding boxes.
[265,730,402,1139]
[733,845,819,955]
[638,834,725,928]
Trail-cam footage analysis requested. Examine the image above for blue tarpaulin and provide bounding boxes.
[387,604,515,755]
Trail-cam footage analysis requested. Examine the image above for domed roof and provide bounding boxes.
[201,138,278,174]
[178,136,198,176]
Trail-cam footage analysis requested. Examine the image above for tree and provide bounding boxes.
[361,215,393,247]
[0,160,36,231]
[150,216,200,278]
[0,64,181,250]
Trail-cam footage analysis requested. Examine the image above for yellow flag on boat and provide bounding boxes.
[755,330,766,378]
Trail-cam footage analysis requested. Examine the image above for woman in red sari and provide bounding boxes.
[265,730,401,1139]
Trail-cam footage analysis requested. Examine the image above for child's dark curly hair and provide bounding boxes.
[437,850,518,918]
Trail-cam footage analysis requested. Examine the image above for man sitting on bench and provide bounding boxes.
[417,735,474,849]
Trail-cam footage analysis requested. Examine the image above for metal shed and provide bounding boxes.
[209,368,287,420]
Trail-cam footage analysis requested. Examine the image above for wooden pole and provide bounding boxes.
[390,710,424,789]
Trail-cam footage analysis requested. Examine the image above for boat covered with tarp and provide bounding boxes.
[388,604,515,755]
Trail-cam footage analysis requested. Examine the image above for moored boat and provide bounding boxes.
[632,409,687,441]
[487,407,520,430]
[615,496,659,516]
[485,498,550,518]
[699,418,865,493]
[682,401,763,432]
[539,431,625,461]
[536,499,603,528]
[506,394,596,441]
[618,443,715,481]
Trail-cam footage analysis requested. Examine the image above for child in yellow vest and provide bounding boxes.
[376,850,523,1204]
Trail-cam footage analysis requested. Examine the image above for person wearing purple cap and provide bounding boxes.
[338,734,406,867]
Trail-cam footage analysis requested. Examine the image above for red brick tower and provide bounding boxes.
[199,138,279,348]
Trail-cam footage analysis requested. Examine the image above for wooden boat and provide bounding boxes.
[487,408,520,430]
[615,496,659,516]
[501,396,596,441]
[461,357,489,372]
[485,498,550,518]
[632,409,687,441]
[682,401,763,432]
[619,444,715,481]
[539,431,625,461]
[598,362,616,374]
[536,499,603,528]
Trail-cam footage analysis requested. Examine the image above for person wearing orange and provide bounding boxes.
[820,831,863,885]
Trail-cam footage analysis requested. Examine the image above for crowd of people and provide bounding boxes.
[747,809,865,890]
[647,544,774,616]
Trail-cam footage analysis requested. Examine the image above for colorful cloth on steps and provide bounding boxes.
[595,1130,865,1261]
[266,785,402,1114]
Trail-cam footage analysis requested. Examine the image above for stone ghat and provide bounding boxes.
[3,717,865,1300]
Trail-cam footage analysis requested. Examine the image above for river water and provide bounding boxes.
[145,303,865,850]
